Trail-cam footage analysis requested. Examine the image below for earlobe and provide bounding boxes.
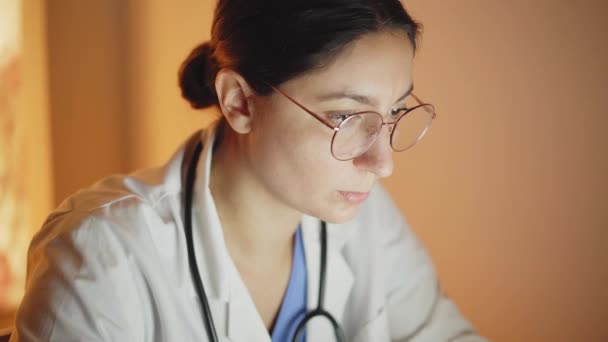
[215,69,255,134]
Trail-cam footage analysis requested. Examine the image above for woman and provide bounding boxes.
[12,1,487,341]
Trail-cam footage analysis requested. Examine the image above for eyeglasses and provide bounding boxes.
[271,86,437,161]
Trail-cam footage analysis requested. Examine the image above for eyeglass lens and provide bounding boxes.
[331,103,435,161]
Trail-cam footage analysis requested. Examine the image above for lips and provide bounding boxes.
[338,191,370,204]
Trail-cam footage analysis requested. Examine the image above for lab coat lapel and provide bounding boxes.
[187,125,231,301]
[204,295,270,342]
[181,126,232,339]
[301,215,354,341]
[186,124,271,341]
[226,277,272,341]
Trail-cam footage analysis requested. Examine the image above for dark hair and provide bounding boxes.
[179,0,421,109]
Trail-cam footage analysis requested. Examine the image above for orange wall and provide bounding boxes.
[384,1,607,341]
[46,0,126,204]
[21,0,53,232]
[44,1,608,341]
[121,0,218,170]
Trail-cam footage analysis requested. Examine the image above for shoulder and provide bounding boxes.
[17,173,174,342]
[30,162,184,266]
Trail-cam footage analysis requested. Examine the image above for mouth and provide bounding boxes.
[338,191,370,204]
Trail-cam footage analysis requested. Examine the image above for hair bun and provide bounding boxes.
[178,42,219,109]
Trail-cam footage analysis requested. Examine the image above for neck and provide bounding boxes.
[209,125,302,266]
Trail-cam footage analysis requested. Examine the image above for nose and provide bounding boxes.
[352,126,394,178]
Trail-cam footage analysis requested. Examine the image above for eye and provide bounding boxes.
[329,113,355,125]
[390,107,408,118]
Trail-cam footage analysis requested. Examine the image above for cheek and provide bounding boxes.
[251,102,329,171]
[247,101,362,221]
[258,125,335,183]
[251,112,346,192]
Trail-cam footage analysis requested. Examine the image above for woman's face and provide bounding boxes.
[245,30,415,223]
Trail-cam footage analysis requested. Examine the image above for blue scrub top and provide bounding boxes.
[270,226,308,342]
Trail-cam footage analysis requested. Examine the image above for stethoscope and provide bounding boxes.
[181,135,346,342]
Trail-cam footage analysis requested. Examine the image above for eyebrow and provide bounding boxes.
[316,83,414,106]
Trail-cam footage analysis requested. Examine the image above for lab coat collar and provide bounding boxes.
[186,121,233,302]
[179,122,355,340]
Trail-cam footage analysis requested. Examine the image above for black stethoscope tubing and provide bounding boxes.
[182,139,345,342]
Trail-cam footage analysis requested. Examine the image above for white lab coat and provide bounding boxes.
[12,122,487,342]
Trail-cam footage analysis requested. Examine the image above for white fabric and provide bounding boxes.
[11,122,488,342]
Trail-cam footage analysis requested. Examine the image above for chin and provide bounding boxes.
[300,192,365,224]
[320,204,361,224]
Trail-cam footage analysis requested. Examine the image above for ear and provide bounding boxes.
[214,69,256,134]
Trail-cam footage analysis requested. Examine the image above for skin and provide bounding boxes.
[209,29,415,330]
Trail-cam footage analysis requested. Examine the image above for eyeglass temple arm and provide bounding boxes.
[410,93,438,119]
[271,86,340,131]
[273,86,436,126]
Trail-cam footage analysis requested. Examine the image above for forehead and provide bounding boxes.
[282,30,415,103]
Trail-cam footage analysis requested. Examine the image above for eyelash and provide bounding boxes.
[329,107,410,125]
[391,107,409,117]
[329,113,356,124]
